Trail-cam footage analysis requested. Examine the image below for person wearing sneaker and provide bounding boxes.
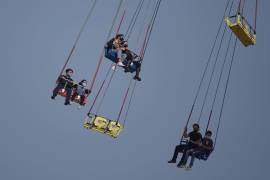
[71,79,91,106]
[184,130,214,170]
[105,34,125,67]
[168,123,202,168]
[51,68,76,105]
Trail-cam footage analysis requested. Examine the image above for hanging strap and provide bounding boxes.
[94,0,146,114]
[136,0,152,44]
[197,26,228,123]
[214,37,238,148]
[123,80,137,127]
[205,32,233,132]
[92,1,152,113]
[116,78,133,124]
[197,0,234,124]
[241,0,246,15]
[179,0,233,143]
[57,0,98,79]
[125,0,145,40]
[95,68,117,114]
[237,0,242,14]
[254,0,258,33]
[87,2,127,114]
[141,0,161,59]
[116,0,162,125]
[88,0,125,92]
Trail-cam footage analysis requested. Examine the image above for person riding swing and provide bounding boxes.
[51,68,76,105]
[168,123,202,168]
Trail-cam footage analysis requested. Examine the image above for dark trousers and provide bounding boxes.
[134,62,141,77]
[171,144,192,162]
[52,83,72,103]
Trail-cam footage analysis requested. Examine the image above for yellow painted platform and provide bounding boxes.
[83,113,123,138]
[225,15,256,47]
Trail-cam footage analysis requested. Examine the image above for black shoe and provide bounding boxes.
[51,96,55,100]
[133,76,141,81]
[177,163,185,168]
[124,67,130,73]
[168,160,176,163]
[64,102,71,105]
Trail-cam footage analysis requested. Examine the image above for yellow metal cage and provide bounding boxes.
[83,113,123,138]
[225,14,256,47]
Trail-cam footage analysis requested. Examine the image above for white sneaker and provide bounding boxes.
[117,61,125,67]
[111,65,116,70]
[77,105,83,109]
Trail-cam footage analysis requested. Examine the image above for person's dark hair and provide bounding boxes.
[193,123,200,129]
[116,34,124,39]
[66,68,74,73]
[205,130,212,136]
[79,79,87,85]
[122,41,128,47]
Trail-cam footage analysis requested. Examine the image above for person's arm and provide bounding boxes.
[189,139,201,146]
[57,75,67,84]
[202,140,214,150]
[183,127,188,138]
[85,89,91,95]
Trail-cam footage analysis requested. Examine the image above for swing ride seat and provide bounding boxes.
[179,139,211,161]
[57,88,87,105]
[104,47,142,73]
[83,113,123,138]
[194,150,212,161]
[225,14,256,47]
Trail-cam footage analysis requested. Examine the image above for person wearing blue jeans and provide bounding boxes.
[105,34,125,67]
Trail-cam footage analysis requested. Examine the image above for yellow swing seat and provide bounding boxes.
[225,14,256,47]
[83,113,123,138]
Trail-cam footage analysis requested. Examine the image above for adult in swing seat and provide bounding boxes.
[168,123,202,168]
[179,130,214,170]
[51,68,76,105]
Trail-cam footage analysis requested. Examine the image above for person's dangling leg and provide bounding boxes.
[168,144,185,163]
[177,145,192,167]
[186,150,198,170]
[180,149,193,167]
[116,48,125,67]
[79,95,86,106]
[64,88,72,105]
[133,63,141,81]
[71,92,77,102]
[51,83,64,99]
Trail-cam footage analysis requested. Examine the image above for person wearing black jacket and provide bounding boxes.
[168,123,202,167]
[122,42,142,81]
[51,68,76,105]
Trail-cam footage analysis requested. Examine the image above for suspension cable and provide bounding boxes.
[57,0,98,79]
[254,0,258,33]
[125,0,145,40]
[205,32,233,132]
[88,0,124,92]
[179,0,233,143]
[197,0,234,124]
[214,37,238,148]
